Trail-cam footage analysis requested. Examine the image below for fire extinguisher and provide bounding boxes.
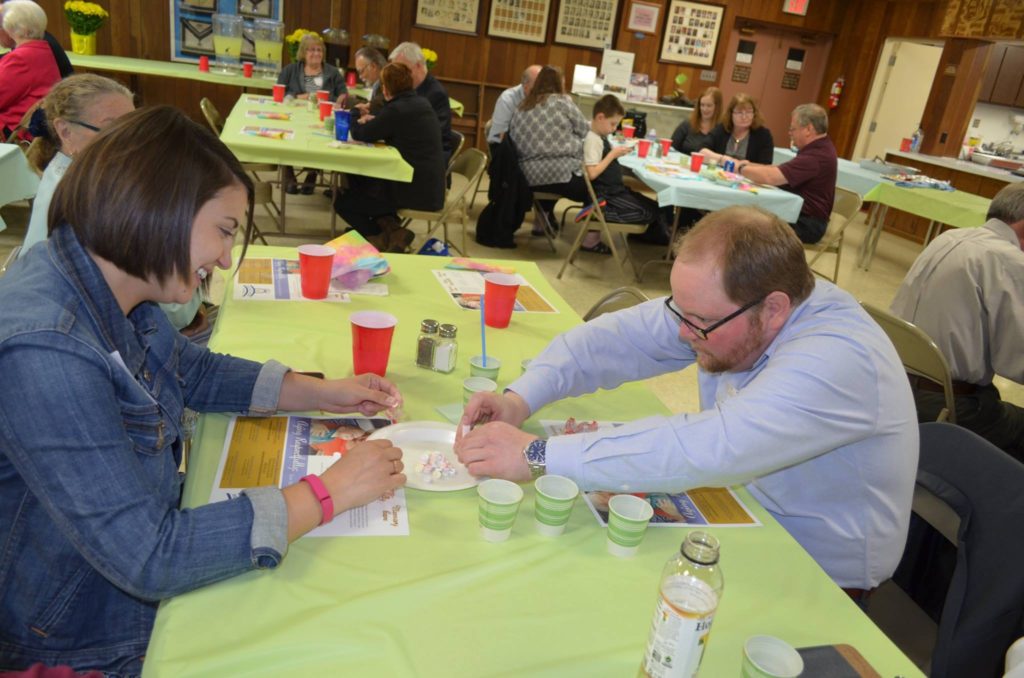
[828,76,845,110]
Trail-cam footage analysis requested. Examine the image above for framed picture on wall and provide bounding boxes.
[415,0,480,35]
[554,0,618,50]
[659,0,725,68]
[487,0,551,44]
[627,1,660,34]
[239,0,273,18]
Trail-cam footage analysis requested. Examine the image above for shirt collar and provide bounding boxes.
[985,218,1021,248]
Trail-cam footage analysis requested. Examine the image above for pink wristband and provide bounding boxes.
[300,474,334,525]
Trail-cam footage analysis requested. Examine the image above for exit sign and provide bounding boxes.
[783,0,809,15]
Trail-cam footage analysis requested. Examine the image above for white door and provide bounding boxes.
[853,39,944,161]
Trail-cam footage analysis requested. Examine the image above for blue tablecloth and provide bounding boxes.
[773,147,883,197]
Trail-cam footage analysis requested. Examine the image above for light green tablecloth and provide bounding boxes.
[221,93,413,181]
[620,153,804,222]
[0,145,40,232]
[863,181,990,229]
[69,53,276,89]
[350,85,464,117]
[143,250,920,678]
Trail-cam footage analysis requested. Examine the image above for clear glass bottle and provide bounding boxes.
[638,531,724,678]
[416,319,439,369]
[433,323,458,373]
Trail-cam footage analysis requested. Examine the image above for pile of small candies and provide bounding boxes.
[415,451,457,483]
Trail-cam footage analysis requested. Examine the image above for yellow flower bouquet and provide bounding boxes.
[64,1,108,35]
[422,48,438,71]
[285,28,315,61]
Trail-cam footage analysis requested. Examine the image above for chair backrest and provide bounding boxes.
[861,302,956,423]
[447,148,486,204]
[583,287,650,321]
[896,423,1024,678]
[579,162,615,226]
[5,100,43,149]
[446,130,465,172]
[199,97,224,135]
[817,186,863,249]
[832,186,862,223]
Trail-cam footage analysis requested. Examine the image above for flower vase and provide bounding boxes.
[70,31,97,55]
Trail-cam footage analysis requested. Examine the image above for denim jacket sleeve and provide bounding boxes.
[0,331,288,602]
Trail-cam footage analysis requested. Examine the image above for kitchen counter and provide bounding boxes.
[885,150,1022,183]
[571,91,692,140]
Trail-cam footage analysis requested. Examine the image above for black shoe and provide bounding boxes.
[285,183,300,195]
[580,241,612,255]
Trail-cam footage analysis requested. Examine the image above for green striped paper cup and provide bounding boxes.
[606,494,654,557]
[534,474,579,537]
[478,479,524,542]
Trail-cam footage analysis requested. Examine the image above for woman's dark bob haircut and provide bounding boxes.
[50,105,255,285]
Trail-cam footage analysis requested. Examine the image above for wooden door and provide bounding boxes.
[718,23,832,147]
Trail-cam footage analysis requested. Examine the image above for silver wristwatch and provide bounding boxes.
[523,439,547,479]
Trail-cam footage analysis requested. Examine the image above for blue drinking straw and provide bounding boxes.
[480,295,487,367]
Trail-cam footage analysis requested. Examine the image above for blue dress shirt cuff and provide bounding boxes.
[241,486,288,568]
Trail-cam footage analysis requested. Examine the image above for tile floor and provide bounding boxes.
[2,178,1019,673]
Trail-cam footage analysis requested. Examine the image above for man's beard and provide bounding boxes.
[693,314,764,374]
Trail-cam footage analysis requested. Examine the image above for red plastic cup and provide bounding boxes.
[198,55,210,72]
[660,138,672,157]
[297,244,335,300]
[319,100,333,121]
[689,153,704,173]
[316,90,329,102]
[637,138,652,159]
[483,273,520,329]
[622,125,635,139]
[350,311,398,376]
[346,70,357,87]
[273,83,285,103]
[899,137,912,152]
[242,62,253,78]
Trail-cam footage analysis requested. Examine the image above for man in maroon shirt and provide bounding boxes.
[736,103,837,244]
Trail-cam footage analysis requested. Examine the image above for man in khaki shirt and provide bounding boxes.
[891,182,1024,460]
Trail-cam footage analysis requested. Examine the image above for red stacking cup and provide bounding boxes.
[689,153,704,173]
[297,244,335,299]
[660,138,672,157]
[483,273,520,329]
[622,125,635,139]
[319,100,333,122]
[350,311,398,376]
[272,83,285,103]
[637,138,652,159]
[346,70,357,87]
[316,90,330,102]
[198,55,210,72]
[242,62,253,78]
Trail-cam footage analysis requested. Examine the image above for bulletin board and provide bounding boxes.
[554,0,618,50]
[659,0,724,68]
[170,0,284,64]
[487,0,551,44]
[415,0,480,35]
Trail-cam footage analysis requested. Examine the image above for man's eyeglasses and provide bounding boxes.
[664,296,764,340]
[68,119,101,133]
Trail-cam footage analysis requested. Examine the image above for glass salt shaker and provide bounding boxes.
[433,323,458,373]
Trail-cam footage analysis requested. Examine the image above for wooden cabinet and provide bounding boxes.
[979,43,1024,107]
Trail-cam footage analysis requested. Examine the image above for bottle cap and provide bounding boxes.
[438,323,457,338]
[420,319,439,333]
[681,530,720,565]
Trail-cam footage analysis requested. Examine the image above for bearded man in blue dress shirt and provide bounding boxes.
[456,205,919,595]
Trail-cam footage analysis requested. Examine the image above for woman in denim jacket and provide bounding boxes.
[0,106,406,676]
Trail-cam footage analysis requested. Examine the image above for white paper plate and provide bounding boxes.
[368,421,479,492]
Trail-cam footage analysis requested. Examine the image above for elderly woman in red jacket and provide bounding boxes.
[0,1,60,139]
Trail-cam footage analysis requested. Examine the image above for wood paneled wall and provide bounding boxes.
[33,0,988,159]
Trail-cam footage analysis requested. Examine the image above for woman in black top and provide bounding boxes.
[333,63,445,253]
[670,86,721,155]
[700,93,774,165]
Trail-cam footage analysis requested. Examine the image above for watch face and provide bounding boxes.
[525,440,546,465]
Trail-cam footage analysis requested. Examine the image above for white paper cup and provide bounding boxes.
[605,494,654,557]
[741,636,804,678]
[533,474,579,537]
[478,479,524,542]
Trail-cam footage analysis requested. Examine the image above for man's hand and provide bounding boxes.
[456,391,530,444]
[455,421,536,482]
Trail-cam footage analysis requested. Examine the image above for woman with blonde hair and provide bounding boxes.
[700,92,774,165]
[21,73,134,257]
[671,86,721,154]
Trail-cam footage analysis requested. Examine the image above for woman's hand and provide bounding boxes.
[322,439,405,514]
[278,372,402,417]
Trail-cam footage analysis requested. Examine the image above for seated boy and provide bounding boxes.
[582,94,672,250]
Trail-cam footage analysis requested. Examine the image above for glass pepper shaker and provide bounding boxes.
[416,319,439,369]
[433,323,458,373]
